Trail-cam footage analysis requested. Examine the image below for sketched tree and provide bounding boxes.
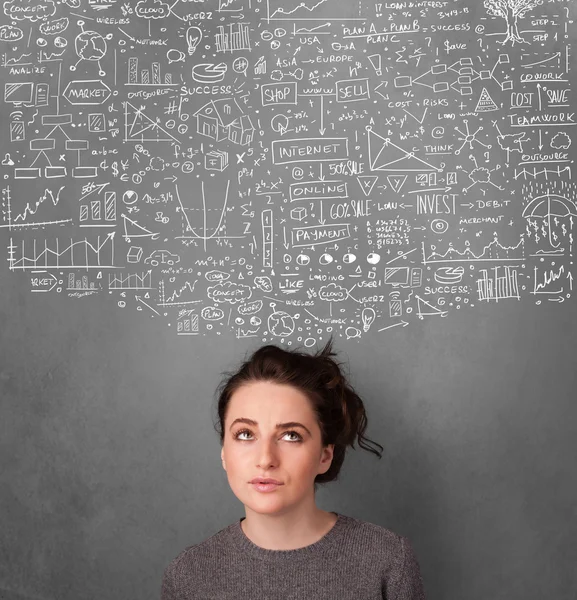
[484,0,544,45]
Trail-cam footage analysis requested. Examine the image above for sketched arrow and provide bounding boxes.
[135,295,160,315]
[407,186,452,194]
[118,28,135,41]
[378,320,409,332]
[318,201,326,225]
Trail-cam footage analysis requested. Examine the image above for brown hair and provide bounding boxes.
[213,336,383,492]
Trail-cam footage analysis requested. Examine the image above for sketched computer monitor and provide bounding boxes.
[384,267,410,286]
[5,82,34,104]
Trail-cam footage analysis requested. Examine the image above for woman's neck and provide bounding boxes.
[241,508,338,550]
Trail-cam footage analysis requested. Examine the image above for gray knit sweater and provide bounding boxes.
[161,512,426,599]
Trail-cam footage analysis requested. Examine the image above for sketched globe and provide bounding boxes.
[75,30,107,61]
[267,311,295,337]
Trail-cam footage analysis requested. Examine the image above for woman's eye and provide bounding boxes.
[234,429,302,442]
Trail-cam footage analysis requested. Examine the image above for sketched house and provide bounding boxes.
[194,98,255,146]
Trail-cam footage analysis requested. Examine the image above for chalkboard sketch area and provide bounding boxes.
[0,0,575,343]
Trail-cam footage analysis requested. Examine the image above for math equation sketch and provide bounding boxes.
[0,0,575,342]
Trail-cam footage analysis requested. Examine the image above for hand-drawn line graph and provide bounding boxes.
[421,236,525,264]
[174,181,244,251]
[2,52,33,68]
[109,271,153,290]
[0,185,72,229]
[265,0,365,21]
[7,233,116,270]
[158,279,200,306]
[521,52,561,69]
[531,264,572,296]
[218,0,251,12]
[292,22,331,35]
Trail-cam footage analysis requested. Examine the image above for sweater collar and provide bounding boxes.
[230,512,346,561]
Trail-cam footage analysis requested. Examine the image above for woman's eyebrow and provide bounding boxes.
[230,417,311,435]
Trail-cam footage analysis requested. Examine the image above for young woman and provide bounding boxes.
[161,338,426,599]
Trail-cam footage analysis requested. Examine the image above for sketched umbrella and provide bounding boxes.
[522,193,577,248]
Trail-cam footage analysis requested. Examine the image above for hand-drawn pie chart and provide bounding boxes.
[192,63,227,83]
[123,190,138,205]
[434,266,464,284]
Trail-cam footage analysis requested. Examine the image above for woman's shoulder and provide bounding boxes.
[336,512,408,556]
[164,521,237,573]
[337,513,423,591]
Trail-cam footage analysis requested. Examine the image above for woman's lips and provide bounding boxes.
[251,482,283,492]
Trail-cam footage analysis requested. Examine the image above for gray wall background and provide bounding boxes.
[2,287,576,599]
[2,0,577,597]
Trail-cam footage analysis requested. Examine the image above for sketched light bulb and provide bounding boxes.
[361,307,376,332]
[186,26,203,55]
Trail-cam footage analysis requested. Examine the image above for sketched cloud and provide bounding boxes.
[39,17,69,36]
[0,24,24,40]
[551,132,571,150]
[319,283,348,302]
[3,0,56,22]
[254,276,273,293]
[469,167,491,184]
[207,282,252,304]
[135,0,171,19]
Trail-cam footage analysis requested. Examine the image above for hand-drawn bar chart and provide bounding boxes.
[127,57,175,86]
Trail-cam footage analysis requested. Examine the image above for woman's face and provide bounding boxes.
[221,380,334,515]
